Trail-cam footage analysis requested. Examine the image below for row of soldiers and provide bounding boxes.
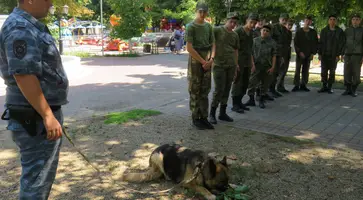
[186,2,363,130]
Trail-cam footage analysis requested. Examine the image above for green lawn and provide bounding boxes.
[104,109,162,124]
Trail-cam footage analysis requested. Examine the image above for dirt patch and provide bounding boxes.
[1,114,363,200]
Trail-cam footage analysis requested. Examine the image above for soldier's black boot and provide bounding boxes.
[342,84,352,96]
[270,87,283,98]
[318,83,328,93]
[327,83,334,94]
[218,105,233,122]
[192,119,206,130]
[263,93,274,101]
[209,106,218,124]
[200,118,214,129]
[351,85,358,97]
[245,95,256,107]
[231,96,244,113]
[259,95,266,109]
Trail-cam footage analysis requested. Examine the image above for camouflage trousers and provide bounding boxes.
[247,67,270,96]
[211,65,235,108]
[231,55,251,97]
[188,55,211,120]
[344,55,362,86]
[7,109,63,200]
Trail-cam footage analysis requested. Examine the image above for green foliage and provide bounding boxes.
[0,0,17,14]
[104,109,162,124]
[108,0,154,40]
[217,185,250,200]
[162,0,197,24]
[64,51,94,58]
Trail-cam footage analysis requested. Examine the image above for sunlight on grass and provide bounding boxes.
[104,109,162,124]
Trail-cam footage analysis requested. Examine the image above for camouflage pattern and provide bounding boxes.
[213,26,239,67]
[276,26,293,90]
[211,66,235,107]
[344,26,363,86]
[0,8,69,106]
[211,26,238,107]
[232,26,254,97]
[0,8,68,199]
[186,20,214,120]
[252,37,277,69]
[247,68,270,96]
[344,55,362,86]
[188,55,212,120]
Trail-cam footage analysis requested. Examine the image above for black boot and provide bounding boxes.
[291,85,300,92]
[300,85,310,92]
[318,83,328,93]
[327,83,334,94]
[245,95,256,106]
[218,105,233,122]
[200,118,214,129]
[351,85,358,97]
[259,95,266,109]
[231,96,244,113]
[209,106,218,124]
[263,93,274,101]
[270,88,283,98]
[192,119,206,130]
[342,84,352,96]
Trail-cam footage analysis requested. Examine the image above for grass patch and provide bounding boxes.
[285,71,363,91]
[104,109,162,124]
[64,51,94,58]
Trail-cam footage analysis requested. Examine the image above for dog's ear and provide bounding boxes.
[202,158,217,178]
[220,156,228,167]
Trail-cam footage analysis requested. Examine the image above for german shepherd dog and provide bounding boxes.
[122,143,230,200]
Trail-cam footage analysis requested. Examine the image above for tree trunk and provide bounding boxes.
[128,39,133,53]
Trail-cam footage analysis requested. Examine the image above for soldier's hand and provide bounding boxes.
[203,60,213,70]
[299,52,305,59]
[267,67,274,74]
[43,114,62,140]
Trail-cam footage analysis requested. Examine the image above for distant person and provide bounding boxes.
[318,14,345,94]
[173,26,183,54]
[342,13,363,97]
[292,15,319,92]
[185,1,216,130]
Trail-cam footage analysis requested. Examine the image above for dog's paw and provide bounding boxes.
[206,195,216,200]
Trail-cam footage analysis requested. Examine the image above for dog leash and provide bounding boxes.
[62,127,101,173]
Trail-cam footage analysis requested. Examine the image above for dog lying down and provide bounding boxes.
[122,143,230,200]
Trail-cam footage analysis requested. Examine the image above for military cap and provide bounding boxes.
[262,24,272,31]
[227,12,239,20]
[328,14,337,19]
[280,13,289,19]
[196,1,208,12]
[247,13,259,21]
[305,15,313,20]
[351,13,361,19]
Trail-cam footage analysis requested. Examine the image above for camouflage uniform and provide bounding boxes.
[246,27,277,108]
[0,8,69,199]
[271,13,290,95]
[186,15,214,123]
[318,15,345,93]
[343,13,363,96]
[231,13,259,112]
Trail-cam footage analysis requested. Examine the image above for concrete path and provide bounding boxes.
[0,54,362,152]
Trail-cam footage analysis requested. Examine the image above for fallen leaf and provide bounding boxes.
[227,155,238,160]
[208,152,220,157]
[328,175,336,180]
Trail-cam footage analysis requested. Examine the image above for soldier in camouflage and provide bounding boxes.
[342,13,363,97]
[209,12,239,124]
[253,14,266,39]
[186,1,216,130]
[231,13,258,113]
[318,14,346,94]
[0,1,69,199]
[245,25,277,109]
[270,13,291,96]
